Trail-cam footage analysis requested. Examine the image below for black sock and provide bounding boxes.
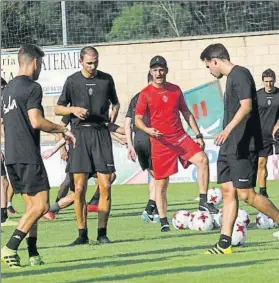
[154,204,158,215]
[218,234,232,249]
[1,208,8,222]
[160,217,169,227]
[199,193,207,204]
[26,237,39,257]
[260,187,267,193]
[97,228,107,238]
[49,202,61,213]
[145,199,156,215]
[88,187,100,205]
[78,228,88,239]
[6,229,27,251]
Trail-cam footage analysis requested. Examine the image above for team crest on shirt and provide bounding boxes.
[267,99,271,105]
[162,95,168,103]
[88,87,93,96]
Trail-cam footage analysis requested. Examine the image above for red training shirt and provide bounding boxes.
[135,82,188,138]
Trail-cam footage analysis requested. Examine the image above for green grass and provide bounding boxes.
[2,181,279,283]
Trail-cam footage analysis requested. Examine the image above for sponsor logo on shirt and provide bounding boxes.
[238,178,249,182]
[3,96,17,114]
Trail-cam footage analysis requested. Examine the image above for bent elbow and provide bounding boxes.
[30,119,40,129]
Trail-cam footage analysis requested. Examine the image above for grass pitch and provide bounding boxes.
[1,181,279,283]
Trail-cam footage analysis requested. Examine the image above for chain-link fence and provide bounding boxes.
[1,1,279,49]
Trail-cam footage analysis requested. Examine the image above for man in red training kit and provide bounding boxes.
[135,56,218,232]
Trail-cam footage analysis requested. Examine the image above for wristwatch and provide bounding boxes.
[63,128,69,134]
[196,133,203,139]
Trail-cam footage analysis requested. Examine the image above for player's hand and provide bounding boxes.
[195,138,205,149]
[109,108,119,124]
[41,148,56,160]
[72,107,89,120]
[118,135,128,146]
[214,129,230,146]
[60,146,68,161]
[146,128,163,138]
[128,146,137,162]
[63,130,76,148]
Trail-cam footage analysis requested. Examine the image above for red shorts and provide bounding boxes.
[151,134,202,180]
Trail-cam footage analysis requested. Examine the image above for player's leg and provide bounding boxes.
[96,172,112,243]
[257,144,271,198]
[206,154,234,254]
[56,172,71,202]
[180,137,218,214]
[155,177,170,232]
[1,174,9,224]
[2,189,49,267]
[69,173,89,245]
[26,222,44,266]
[7,184,17,214]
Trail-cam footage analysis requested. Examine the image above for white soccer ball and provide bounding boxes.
[256,212,271,229]
[188,212,197,230]
[213,209,222,228]
[207,187,223,206]
[172,210,190,230]
[237,209,250,227]
[192,211,214,231]
[268,217,278,229]
[232,220,247,246]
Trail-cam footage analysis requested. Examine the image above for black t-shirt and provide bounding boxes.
[126,93,149,142]
[61,114,71,126]
[257,87,279,144]
[220,66,263,156]
[57,71,119,127]
[2,76,43,164]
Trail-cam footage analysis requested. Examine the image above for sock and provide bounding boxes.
[218,234,232,249]
[260,187,267,193]
[7,202,12,207]
[1,208,8,222]
[88,188,100,205]
[97,228,107,238]
[154,204,159,215]
[199,193,207,204]
[49,202,61,213]
[145,199,156,215]
[26,237,39,257]
[78,228,88,239]
[160,217,169,227]
[6,229,27,251]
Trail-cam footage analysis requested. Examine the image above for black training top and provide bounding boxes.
[220,66,263,156]
[2,76,43,164]
[57,71,119,127]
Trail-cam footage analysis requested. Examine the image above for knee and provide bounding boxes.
[221,185,236,200]
[34,203,49,216]
[196,152,209,168]
[237,189,254,204]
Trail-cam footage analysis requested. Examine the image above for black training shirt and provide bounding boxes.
[2,76,43,164]
[257,87,279,144]
[57,71,119,126]
[126,93,149,142]
[220,66,263,156]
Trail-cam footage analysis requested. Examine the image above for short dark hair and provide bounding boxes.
[147,72,152,83]
[18,44,45,64]
[80,46,99,60]
[262,68,276,81]
[1,77,7,87]
[200,43,230,61]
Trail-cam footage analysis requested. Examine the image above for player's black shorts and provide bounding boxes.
[67,126,115,174]
[1,159,6,176]
[217,151,258,189]
[259,139,279,157]
[6,162,50,195]
[134,138,152,171]
[69,172,95,192]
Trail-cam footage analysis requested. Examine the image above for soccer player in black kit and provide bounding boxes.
[55,46,120,245]
[200,43,279,254]
[257,69,279,198]
[1,44,75,267]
